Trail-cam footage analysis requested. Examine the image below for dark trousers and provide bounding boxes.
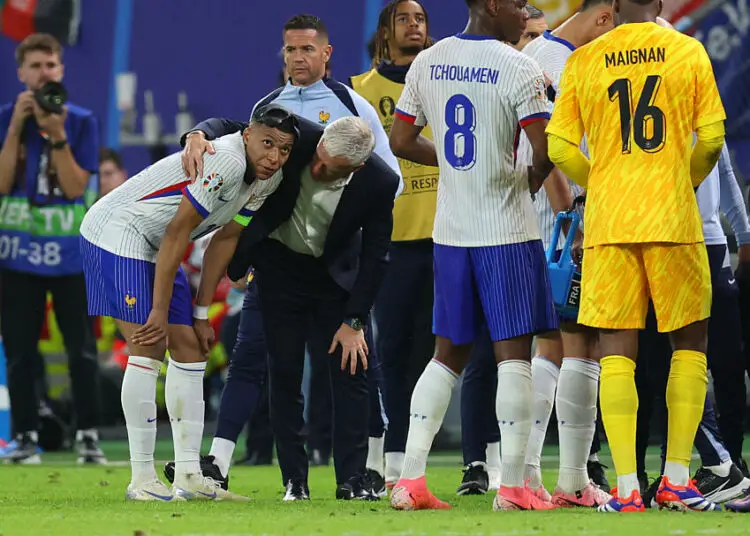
[214,284,270,449]
[1,269,100,433]
[308,319,384,458]
[255,242,369,486]
[704,245,746,461]
[374,240,434,454]
[461,325,500,465]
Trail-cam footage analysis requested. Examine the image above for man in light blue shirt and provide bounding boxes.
[176,14,395,499]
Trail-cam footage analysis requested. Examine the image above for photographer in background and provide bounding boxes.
[98,148,128,198]
[0,33,105,464]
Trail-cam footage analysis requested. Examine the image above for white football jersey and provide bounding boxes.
[81,132,283,263]
[395,35,550,247]
[518,31,585,250]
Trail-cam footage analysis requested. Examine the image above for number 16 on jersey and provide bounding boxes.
[444,94,477,171]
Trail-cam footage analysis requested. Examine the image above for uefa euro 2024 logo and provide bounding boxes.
[203,173,224,193]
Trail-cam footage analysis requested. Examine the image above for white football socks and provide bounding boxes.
[165,359,207,481]
[524,357,559,489]
[209,437,235,478]
[385,452,404,484]
[497,360,533,488]
[556,358,600,493]
[367,435,385,476]
[121,356,161,484]
[400,360,457,480]
[663,461,690,487]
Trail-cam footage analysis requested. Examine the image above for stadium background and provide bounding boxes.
[0,0,749,448]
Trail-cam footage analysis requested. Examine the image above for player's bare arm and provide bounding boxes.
[182,131,216,181]
[131,198,204,346]
[192,219,246,355]
[523,120,555,194]
[691,121,725,187]
[389,117,438,167]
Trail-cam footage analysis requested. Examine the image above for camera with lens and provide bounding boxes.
[34,81,67,115]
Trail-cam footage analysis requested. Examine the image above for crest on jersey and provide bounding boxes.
[319,110,331,124]
[203,173,224,193]
[533,76,547,100]
[125,294,136,309]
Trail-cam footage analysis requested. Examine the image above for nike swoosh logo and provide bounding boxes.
[147,417,157,423]
[197,491,217,499]
[145,491,173,501]
[218,195,230,203]
[729,279,736,285]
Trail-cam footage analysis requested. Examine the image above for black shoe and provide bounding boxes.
[643,475,662,508]
[308,449,330,467]
[638,472,649,495]
[235,451,273,466]
[456,463,489,496]
[737,458,750,479]
[5,433,41,464]
[283,480,310,501]
[163,455,229,490]
[367,469,387,497]
[336,473,380,501]
[587,460,611,493]
[76,431,107,465]
[694,464,749,503]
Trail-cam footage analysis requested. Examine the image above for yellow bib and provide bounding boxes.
[351,69,438,242]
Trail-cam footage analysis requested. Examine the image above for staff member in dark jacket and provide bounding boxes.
[176,114,399,500]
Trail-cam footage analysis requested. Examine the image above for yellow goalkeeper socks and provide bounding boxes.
[664,350,708,486]
[600,355,639,497]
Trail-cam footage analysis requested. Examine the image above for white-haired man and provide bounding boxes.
[168,114,400,500]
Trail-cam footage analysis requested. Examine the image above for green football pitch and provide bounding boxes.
[0,439,748,536]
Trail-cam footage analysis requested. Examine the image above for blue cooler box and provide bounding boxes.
[546,209,582,322]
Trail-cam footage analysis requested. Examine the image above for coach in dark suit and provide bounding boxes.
[186,113,399,500]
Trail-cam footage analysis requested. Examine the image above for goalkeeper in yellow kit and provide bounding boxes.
[546,0,726,513]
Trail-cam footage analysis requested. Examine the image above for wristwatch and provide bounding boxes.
[50,139,68,150]
[343,317,364,331]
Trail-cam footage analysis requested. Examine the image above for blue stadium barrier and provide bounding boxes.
[0,338,10,444]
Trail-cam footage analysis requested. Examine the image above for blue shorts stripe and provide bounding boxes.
[80,237,193,326]
[433,241,558,344]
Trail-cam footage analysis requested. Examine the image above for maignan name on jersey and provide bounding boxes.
[604,47,666,68]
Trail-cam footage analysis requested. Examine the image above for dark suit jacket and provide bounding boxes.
[182,115,399,321]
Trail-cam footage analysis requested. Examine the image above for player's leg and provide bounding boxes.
[471,241,558,511]
[391,245,476,510]
[577,244,649,512]
[524,333,562,498]
[458,325,499,496]
[80,239,172,500]
[645,242,718,512]
[552,322,610,507]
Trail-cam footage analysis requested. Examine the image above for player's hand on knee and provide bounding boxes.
[329,323,369,375]
[193,318,215,356]
[182,131,216,182]
[132,310,169,346]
